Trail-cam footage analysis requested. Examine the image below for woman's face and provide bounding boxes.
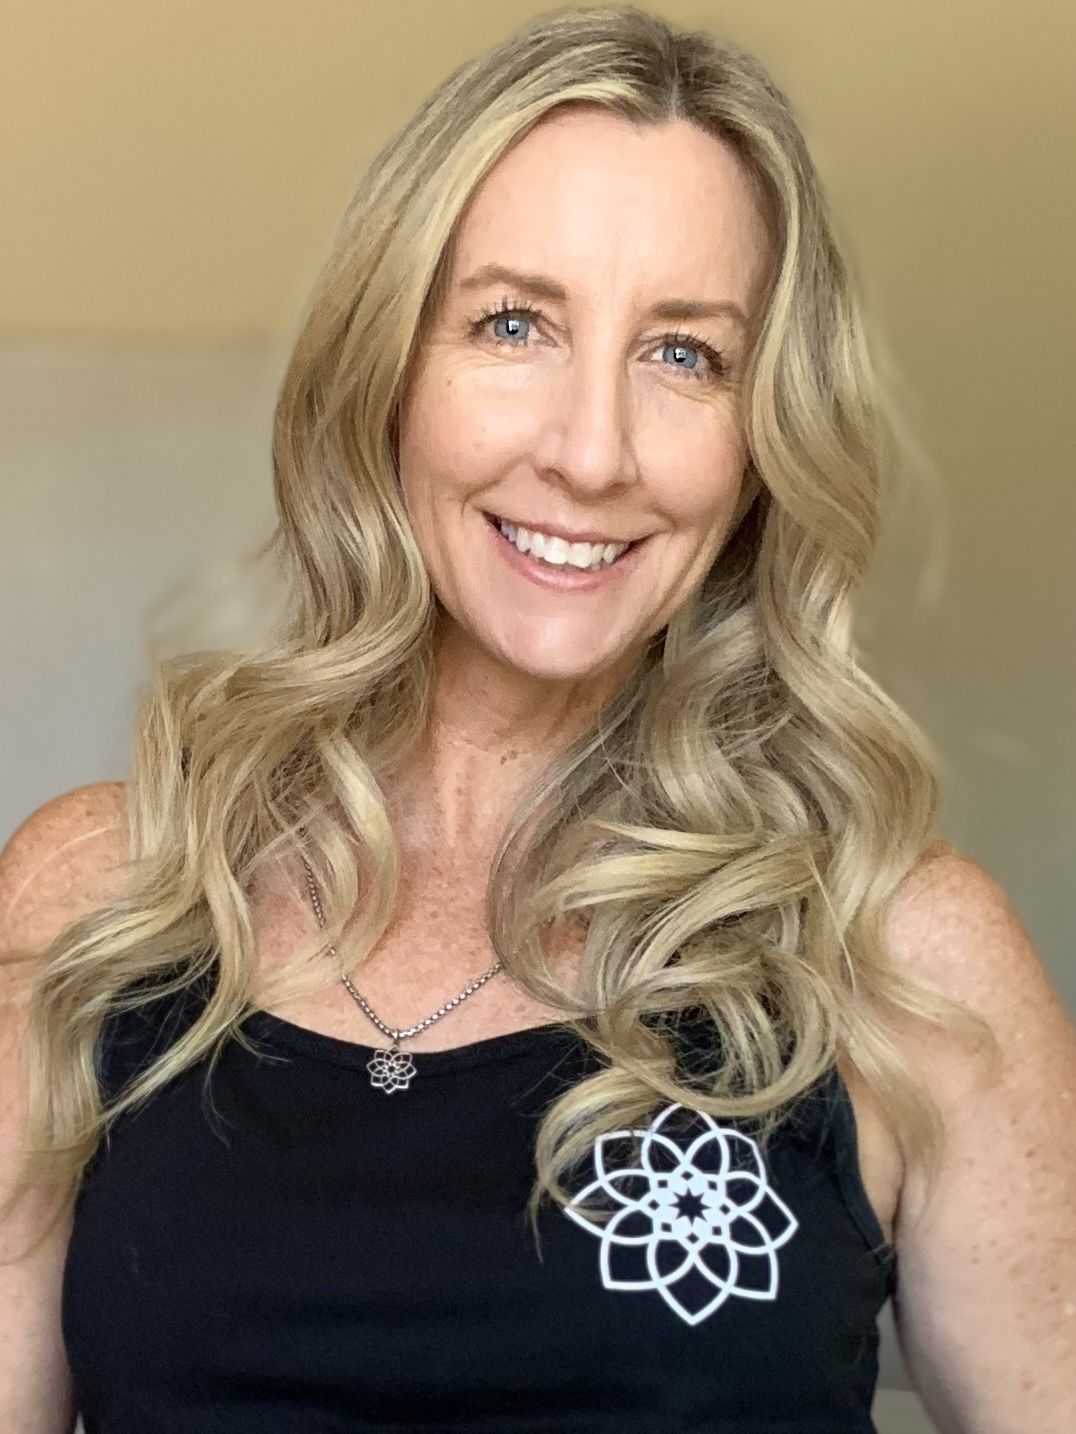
[397,107,772,685]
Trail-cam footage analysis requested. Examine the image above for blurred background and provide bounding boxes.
[2,3,1073,1429]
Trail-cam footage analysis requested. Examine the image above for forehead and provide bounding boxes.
[445,108,773,318]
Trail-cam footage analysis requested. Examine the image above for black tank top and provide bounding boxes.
[62,971,896,1432]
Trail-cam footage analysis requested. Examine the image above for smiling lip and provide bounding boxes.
[482,510,640,546]
[483,511,647,590]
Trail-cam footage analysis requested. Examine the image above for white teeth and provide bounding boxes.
[494,518,630,570]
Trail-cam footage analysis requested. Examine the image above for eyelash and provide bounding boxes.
[467,295,729,384]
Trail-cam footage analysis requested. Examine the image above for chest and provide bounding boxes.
[67,1023,891,1431]
[248,851,903,1248]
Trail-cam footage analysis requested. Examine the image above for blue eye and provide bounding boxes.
[663,340,702,373]
[658,331,728,382]
[490,310,533,344]
[469,298,728,383]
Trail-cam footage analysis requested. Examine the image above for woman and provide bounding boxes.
[2,6,1074,1431]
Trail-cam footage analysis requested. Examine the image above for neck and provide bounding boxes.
[391,618,638,851]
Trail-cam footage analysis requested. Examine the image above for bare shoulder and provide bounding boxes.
[883,837,1067,1051]
[0,785,125,1429]
[0,787,126,1430]
[0,781,130,963]
[881,839,1076,1430]
[881,835,1073,1134]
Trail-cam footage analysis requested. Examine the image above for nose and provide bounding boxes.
[534,335,640,498]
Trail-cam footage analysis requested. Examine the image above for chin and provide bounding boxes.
[487,633,635,686]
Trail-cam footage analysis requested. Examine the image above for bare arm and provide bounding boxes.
[0,783,128,1434]
[885,847,1076,1432]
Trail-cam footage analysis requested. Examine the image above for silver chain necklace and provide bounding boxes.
[298,851,503,1094]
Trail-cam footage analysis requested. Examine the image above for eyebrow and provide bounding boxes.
[457,262,748,328]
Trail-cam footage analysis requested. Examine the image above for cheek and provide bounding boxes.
[400,381,498,508]
[639,400,748,513]
[660,461,747,545]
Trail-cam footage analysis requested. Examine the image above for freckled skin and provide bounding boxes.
[397,108,772,693]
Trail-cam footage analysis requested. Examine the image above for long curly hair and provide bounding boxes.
[4,3,991,1259]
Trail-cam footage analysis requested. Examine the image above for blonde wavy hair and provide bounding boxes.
[5,3,992,1260]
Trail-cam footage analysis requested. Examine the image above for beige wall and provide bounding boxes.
[3,6,1073,1423]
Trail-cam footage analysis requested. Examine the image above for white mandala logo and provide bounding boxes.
[563,1102,799,1326]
